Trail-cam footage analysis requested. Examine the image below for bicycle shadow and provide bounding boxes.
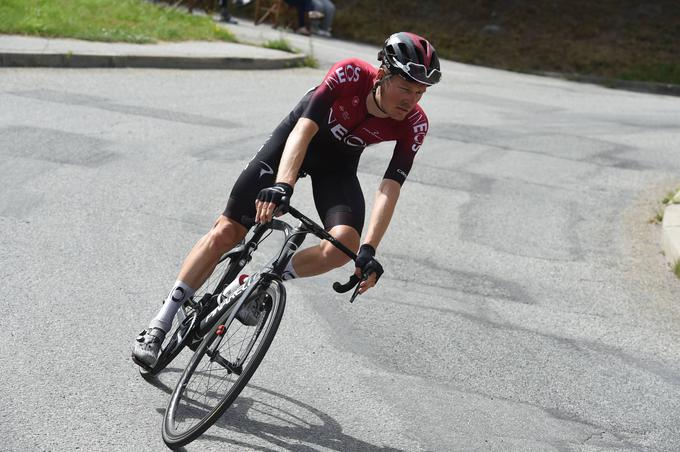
[148,369,406,452]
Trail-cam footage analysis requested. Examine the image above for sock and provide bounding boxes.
[281,259,299,281]
[149,280,196,332]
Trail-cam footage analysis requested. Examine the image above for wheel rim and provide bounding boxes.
[165,283,279,438]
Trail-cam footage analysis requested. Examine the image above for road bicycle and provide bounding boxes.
[138,205,373,448]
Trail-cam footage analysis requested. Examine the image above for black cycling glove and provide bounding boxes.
[355,244,384,282]
[257,182,293,212]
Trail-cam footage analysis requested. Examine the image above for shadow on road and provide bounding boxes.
[146,368,405,451]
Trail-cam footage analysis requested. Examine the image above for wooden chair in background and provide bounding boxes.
[254,0,284,26]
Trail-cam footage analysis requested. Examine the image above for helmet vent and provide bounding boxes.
[397,43,409,58]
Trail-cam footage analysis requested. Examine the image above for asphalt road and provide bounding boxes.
[2,41,680,451]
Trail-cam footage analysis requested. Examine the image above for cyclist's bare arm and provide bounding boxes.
[255,118,319,223]
[356,178,400,293]
[277,118,318,185]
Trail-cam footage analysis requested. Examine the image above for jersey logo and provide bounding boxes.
[171,287,186,303]
[408,111,428,152]
[259,160,274,178]
[352,96,360,107]
[362,128,382,140]
[327,109,366,147]
[324,64,362,90]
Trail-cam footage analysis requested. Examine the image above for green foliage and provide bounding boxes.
[651,210,664,225]
[662,188,680,205]
[303,55,319,68]
[263,39,295,53]
[674,261,680,279]
[619,63,680,85]
[0,0,235,43]
[329,0,680,85]
[651,187,680,223]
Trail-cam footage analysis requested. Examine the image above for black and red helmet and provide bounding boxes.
[378,32,441,86]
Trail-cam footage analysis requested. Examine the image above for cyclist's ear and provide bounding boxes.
[378,65,393,80]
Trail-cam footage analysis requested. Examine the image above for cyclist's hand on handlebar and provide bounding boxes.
[255,182,293,224]
[354,244,384,294]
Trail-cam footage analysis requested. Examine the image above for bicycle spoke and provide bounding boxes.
[164,281,286,447]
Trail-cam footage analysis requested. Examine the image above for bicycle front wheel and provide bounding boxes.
[162,279,286,448]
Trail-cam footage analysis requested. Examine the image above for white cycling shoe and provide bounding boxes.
[132,328,166,369]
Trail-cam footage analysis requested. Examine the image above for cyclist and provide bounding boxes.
[132,32,441,368]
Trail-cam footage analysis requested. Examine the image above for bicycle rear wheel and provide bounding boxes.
[140,252,241,377]
[162,279,286,448]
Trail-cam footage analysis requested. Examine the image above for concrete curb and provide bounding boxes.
[662,204,680,270]
[0,51,306,70]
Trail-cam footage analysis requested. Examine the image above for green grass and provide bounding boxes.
[0,0,235,43]
[261,39,318,66]
[262,38,318,67]
[303,55,319,68]
[650,210,664,225]
[661,187,680,206]
[619,63,680,85]
[263,38,295,53]
[651,187,680,223]
[674,261,680,279]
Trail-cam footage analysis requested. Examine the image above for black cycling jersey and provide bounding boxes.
[224,90,365,232]
[223,57,430,233]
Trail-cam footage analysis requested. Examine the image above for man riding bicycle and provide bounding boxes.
[132,32,442,368]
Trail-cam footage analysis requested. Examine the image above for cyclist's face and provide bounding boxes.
[382,75,427,120]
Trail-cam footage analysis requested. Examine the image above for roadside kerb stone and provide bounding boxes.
[662,204,680,267]
[0,52,305,69]
[0,35,305,70]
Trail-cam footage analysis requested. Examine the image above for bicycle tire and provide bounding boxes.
[162,279,286,448]
[140,252,242,377]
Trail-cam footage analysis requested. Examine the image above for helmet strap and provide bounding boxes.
[372,85,389,116]
[371,70,390,116]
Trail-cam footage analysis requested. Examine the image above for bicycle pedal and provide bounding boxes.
[132,354,155,372]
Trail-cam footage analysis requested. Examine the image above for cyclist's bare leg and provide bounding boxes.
[290,225,359,277]
[133,216,248,367]
[177,215,248,289]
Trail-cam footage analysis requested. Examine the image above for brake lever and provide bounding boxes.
[348,275,367,303]
[332,273,367,303]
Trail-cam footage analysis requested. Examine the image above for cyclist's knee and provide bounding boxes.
[319,226,359,269]
[320,243,351,268]
[206,216,247,254]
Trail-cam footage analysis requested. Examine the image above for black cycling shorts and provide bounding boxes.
[223,92,366,233]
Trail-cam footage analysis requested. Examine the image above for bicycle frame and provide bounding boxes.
[160,205,378,447]
[195,206,360,338]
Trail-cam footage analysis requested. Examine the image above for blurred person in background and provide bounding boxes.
[284,0,314,35]
[310,0,335,37]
